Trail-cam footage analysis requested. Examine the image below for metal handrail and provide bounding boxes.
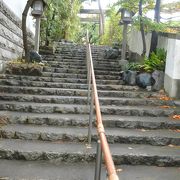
[86,31,119,180]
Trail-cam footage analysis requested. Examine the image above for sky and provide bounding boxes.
[83,0,180,9]
[82,0,180,21]
[83,0,117,9]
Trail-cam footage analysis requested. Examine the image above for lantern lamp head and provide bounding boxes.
[119,8,133,24]
[31,0,47,17]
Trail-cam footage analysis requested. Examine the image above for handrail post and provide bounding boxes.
[88,85,94,145]
[87,59,91,105]
[94,140,102,180]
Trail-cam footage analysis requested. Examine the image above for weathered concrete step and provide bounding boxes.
[1,124,180,145]
[0,93,175,107]
[0,160,101,180]
[42,72,119,80]
[52,55,86,59]
[0,75,121,85]
[0,139,179,166]
[44,59,119,66]
[0,79,89,89]
[42,72,87,79]
[47,60,120,68]
[43,66,120,76]
[44,57,119,64]
[0,86,149,98]
[1,111,179,130]
[49,64,120,71]
[46,62,87,67]
[1,75,90,84]
[0,101,179,116]
[0,161,179,180]
[0,79,138,91]
[43,57,85,62]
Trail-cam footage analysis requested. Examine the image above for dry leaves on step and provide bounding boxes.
[173,129,180,133]
[168,144,175,147]
[171,115,180,120]
[159,96,173,101]
[168,144,180,148]
[146,95,173,101]
[159,106,176,109]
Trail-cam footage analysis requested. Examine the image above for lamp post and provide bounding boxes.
[119,8,133,61]
[31,0,46,52]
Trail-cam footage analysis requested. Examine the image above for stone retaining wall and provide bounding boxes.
[0,1,34,72]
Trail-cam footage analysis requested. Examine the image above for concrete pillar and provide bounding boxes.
[121,23,128,60]
[164,38,180,98]
[34,17,41,52]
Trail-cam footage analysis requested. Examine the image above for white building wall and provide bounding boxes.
[2,0,35,33]
[0,0,34,72]
[128,28,152,57]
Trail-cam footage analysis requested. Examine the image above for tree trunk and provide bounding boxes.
[154,0,161,23]
[97,0,104,37]
[139,0,146,57]
[149,0,161,54]
[45,10,56,46]
[22,0,34,62]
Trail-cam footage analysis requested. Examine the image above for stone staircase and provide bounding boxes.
[0,43,180,180]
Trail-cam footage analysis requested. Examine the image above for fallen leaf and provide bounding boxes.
[159,96,173,101]
[146,95,173,101]
[128,147,133,150]
[173,129,180,133]
[85,144,92,149]
[172,115,180,120]
[168,144,175,147]
[140,129,147,132]
[159,106,171,109]
[116,168,123,172]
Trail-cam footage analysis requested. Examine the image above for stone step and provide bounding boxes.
[46,59,120,66]
[44,57,119,63]
[0,93,175,107]
[42,72,87,79]
[0,75,122,85]
[41,72,119,80]
[43,67,120,76]
[1,112,179,130]
[0,79,134,91]
[0,160,179,180]
[1,124,180,145]
[0,139,179,166]
[43,60,119,67]
[48,64,120,72]
[0,86,151,98]
[2,75,90,84]
[0,101,179,116]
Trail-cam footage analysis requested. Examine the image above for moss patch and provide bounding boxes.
[6,60,43,76]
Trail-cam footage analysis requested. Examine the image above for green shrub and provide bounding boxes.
[126,49,166,73]
[126,62,144,72]
[144,48,167,72]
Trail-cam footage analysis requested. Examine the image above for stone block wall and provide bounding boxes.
[0,1,34,72]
